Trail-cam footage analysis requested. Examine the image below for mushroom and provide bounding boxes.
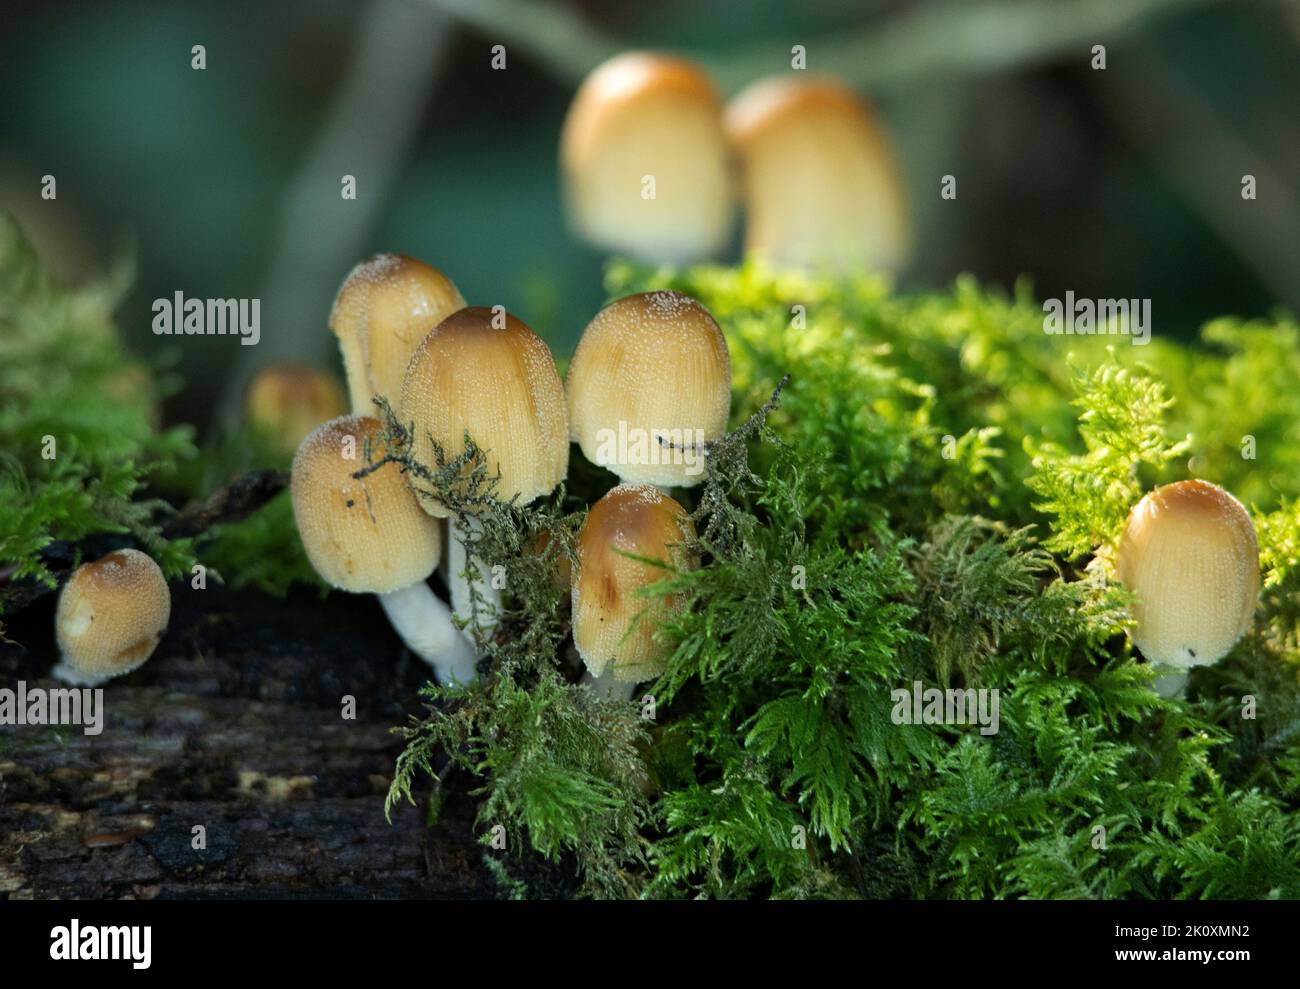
[291,414,478,685]
[54,549,171,686]
[572,483,697,700]
[245,361,348,455]
[1115,479,1260,696]
[560,52,734,263]
[725,75,911,272]
[329,253,466,415]
[565,290,730,492]
[400,306,569,639]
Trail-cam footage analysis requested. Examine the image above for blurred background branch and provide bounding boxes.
[1105,48,1300,312]
[221,0,453,420]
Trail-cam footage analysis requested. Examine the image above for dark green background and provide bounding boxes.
[2,0,1297,430]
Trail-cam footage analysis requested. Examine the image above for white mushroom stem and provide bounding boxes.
[447,515,501,644]
[1151,668,1190,700]
[580,666,637,702]
[51,662,114,688]
[377,582,478,686]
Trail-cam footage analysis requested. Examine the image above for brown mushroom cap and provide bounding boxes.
[726,75,911,272]
[572,483,697,683]
[560,52,734,262]
[566,291,730,488]
[329,254,466,414]
[399,306,569,518]
[1116,479,1260,670]
[55,549,171,683]
[245,362,348,454]
[291,414,442,593]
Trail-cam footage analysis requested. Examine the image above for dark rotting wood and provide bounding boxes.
[0,584,569,899]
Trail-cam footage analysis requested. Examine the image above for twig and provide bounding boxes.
[163,469,289,538]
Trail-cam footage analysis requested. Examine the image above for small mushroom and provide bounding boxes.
[245,361,348,455]
[725,75,911,272]
[400,307,569,637]
[329,254,467,414]
[291,414,477,685]
[54,549,171,686]
[572,483,697,700]
[560,52,734,263]
[1115,479,1260,696]
[565,290,730,491]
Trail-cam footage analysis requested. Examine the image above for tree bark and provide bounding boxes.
[0,586,569,900]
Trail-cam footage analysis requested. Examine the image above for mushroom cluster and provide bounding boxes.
[274,254,726,695]
[560,51,912,272]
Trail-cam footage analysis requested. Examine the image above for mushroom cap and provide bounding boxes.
[291,414,442,593]
[1116,479,1260,670]
[573,483,696,683]
[566,291,730,488]
[399,306,569,517]
[560,51,734,262]
[55,549,171,684]
[245,362,348,454]
[725,75,911,272]
[329,254,466,414]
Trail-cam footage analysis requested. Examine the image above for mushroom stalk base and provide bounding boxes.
[1151,668,1191,699]
[377,583,478,686]
[580,666,637,702]
[51,659,140,688]
[448,515,501,644]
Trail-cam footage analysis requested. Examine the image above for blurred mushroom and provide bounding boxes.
[726,75,911,272]
[54,549,171,686]
[572,483,697,700]
[245,362,348,455]
[400,306,569,639]
[291,414,477,685]
[329,254,466,414]
[560,52,734,263]
[565,290,730,491]
[1116,479,1260,696]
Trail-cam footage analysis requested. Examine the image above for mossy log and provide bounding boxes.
[0,586,555,899]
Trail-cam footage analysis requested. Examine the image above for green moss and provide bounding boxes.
[0,212,199,609]
[386,257,1300,898]
[0,213,321,616]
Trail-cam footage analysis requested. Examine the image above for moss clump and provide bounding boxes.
[0,213,321,622]
[388,258,1300,899]
[0,213,199,616]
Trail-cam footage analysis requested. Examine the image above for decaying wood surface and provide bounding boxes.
[0,585,569,900]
